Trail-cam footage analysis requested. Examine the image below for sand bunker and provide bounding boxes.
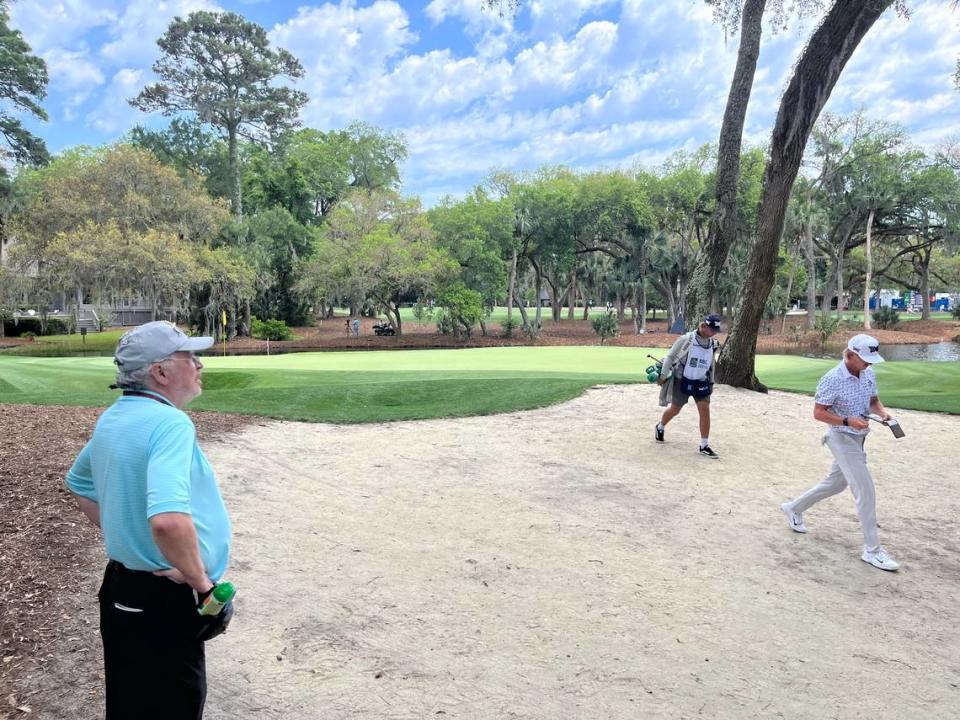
[201,384,960,719]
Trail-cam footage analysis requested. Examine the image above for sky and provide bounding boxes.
[9,0,960,206]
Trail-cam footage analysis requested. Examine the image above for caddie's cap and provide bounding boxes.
[703,314,722,330]
[847,334,884,364]
[114,321,213,371]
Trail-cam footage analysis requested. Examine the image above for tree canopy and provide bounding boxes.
[131,11,307,219]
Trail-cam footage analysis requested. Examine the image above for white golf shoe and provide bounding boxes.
[861,548,900,572]
[780,502,807,533]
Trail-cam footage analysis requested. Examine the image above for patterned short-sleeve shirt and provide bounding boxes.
[815,361,878,435]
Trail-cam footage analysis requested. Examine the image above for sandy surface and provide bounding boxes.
[201,384,960,720]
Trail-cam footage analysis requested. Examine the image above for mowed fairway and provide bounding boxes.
[1,347,959,421]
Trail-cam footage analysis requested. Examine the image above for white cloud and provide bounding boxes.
[87,68,145,133]
[19,0,960,206]
[528,0,617,37]
[9,0,118,54]
[99,0,220,67]
[425,0,512,35]
[269,1,416,91]
[510,21,618,93]
[44,48,106,92]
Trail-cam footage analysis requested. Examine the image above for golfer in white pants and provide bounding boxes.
[780,334,899,571]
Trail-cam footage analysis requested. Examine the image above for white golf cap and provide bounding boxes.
[114,321,213,371]
[847,334,884,364]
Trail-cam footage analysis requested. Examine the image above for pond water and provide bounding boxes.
[773,341,960,363]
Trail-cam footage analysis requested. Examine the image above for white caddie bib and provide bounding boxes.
[683,340,713,381]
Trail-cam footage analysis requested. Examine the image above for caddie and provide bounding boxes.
[654,313,722,459]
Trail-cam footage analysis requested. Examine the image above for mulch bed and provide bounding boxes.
[217,315,955,355]
[0,405,258,718]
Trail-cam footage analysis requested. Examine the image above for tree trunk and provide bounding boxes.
[228,124,242,220]
[835,246,845,320]
[641,280,649,333]
[717,0,892,390]
[820,253,838,314]
[919,246,932,321]
[567,264,577,320]
[75,286,83,329]
[685,0,767,323]
[512,287,530,329]
[241,299,251,337]
[534,267,543,327]
[804,221,817,329]
[780,245,798,334]
[863,208,874,329]
[390,301,403,334]
[506,248,517,324]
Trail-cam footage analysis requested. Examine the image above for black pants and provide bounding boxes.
[99,561,207,720]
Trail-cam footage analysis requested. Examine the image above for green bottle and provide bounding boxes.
[198,581,237,616]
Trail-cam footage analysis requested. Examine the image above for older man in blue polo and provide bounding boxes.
[780,334,899,571]
[65,321,233,719]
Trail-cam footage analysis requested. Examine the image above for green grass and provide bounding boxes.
[806,310,953,322]
[756,355,960,415]
[1,330,125,355]
[1,347,957,422]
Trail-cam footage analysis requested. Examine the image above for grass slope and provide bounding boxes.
[1,347,956,422]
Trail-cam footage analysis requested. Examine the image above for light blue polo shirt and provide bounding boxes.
[65,391,231,581]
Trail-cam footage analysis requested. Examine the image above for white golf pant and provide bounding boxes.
[790,431,880,552]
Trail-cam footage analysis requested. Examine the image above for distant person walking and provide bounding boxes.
[64,322,235,718]
[654,314,722,458]
[780,334,899,571]
[352,318,361,337]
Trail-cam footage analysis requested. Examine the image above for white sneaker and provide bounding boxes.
[861,548,900,572]
[780,502,806,533]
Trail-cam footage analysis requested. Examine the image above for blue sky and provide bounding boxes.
[10,0,960,205]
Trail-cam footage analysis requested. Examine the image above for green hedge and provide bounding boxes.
[2,317,74,337]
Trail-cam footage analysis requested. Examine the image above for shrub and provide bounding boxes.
[436,283,484,338]
[412,299,433,327]
[500,316,521,338]
[2,317,72,337]
[951,305,960,320]
[814,314,840,349]
[251,316,293,341]
[22,331,36,341]
[872,306,900,330]
[591,311,620,345]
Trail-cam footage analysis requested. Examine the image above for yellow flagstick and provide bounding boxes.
[222,309,227,357]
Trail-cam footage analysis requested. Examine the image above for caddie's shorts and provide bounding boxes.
[671,378,712,406]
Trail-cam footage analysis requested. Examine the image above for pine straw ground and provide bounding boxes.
[0,405,258,719]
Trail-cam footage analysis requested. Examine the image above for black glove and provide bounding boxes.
[194,586,235,642]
